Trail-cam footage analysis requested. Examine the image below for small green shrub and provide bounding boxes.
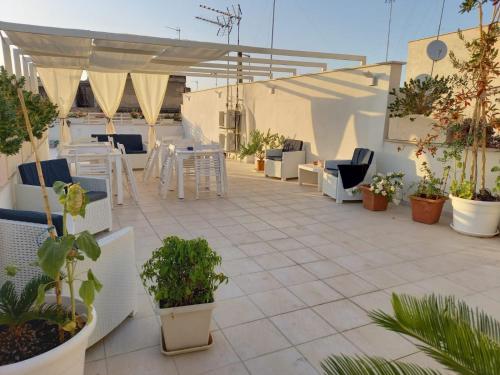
[140,236,228,308]
[413,162,450,199]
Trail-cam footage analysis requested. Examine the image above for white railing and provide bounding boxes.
[66,112,180,126]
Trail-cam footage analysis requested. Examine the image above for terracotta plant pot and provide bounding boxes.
[410,195,447,224]
[359,185,388,211]
[255,159,265,172]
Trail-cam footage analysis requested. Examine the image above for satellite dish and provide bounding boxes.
[427,40,448,61]
[416,74,431,82]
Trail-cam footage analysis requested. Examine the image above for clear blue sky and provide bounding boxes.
[0,0,489,90]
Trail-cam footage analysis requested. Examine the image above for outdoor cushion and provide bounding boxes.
[351,148,373,165]
[337,164,370,189]
[19,159,72,187]
[86,191,108,202]
[282,139,303,152]
[0,208,64,235]
[91,134,112,143]
[114,134,144,152]
[324,168,339,177]
[266,155,282,161]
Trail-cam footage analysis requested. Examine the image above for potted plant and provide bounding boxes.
[239,129,283,171]
[358,172,404,211]
[0,182,102,375]
[140,236,227,354]
[409,162,450,224]
[416,1,500,237]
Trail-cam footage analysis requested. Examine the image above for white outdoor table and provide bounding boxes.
[59,147,124,205]
[174,148,226,199]
[298,163,323,191]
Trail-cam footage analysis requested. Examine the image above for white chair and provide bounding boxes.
[322,148,375,203]
[74,152,114,204]
[117,143,139,203]
[159,144,175,199]
[0,216,137,347]
[143,140,161,182]
[265,139,306,180]
[194,149,225,199]
[15,159,112,234]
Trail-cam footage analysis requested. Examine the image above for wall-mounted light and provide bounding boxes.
[269,86,276,95]
[363,71,379,86]
[215,90,222,98]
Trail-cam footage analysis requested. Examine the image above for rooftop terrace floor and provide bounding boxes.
[85,161,500,375]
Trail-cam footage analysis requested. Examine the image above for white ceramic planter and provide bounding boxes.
[1,296,96,375]
[449,195,500,237]
[158,302,214,352]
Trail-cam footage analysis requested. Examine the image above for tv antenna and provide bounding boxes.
[196,4,243,109]
[165,25,181,40]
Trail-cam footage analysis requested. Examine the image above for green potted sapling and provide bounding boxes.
[141,236,227,354]
[1,182,102,375]
[239,129,283,171]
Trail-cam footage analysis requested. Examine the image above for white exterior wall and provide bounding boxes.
[183,62,404,162]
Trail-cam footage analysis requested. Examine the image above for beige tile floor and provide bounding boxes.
[85,161,500,375]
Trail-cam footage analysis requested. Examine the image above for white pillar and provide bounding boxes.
[28,63,39,94]
[12,48,21,77]
[1,36,13,74]
[22,56,31,91]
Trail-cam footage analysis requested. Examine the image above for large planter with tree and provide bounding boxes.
[415,1,500,237]
[141,236,227,354]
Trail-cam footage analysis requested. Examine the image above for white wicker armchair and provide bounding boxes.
[265,139,306,180]
[0,217,137,347]
[15,159,112,234]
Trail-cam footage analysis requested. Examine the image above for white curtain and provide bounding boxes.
[130,73,169,151]
[37,67,82,144]
[88,71,127,134]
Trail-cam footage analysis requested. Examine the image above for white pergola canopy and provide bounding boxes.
[0,21,366,78]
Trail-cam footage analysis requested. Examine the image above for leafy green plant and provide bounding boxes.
[492,165,500,195]
[450,179,475,199]
[413,162,450,199]
[0,67,58,156]
[322,293,500,375]
[37,182,102,333]
[140,236,227,308]
[366,172,405,204]
[239,129,284,161]
[388,76,452,119]
[417,0,500,201]
[0,275,63,329]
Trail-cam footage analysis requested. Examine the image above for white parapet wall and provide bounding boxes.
[183,62,404,162]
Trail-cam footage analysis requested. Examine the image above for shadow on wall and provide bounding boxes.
[243,69,390,162]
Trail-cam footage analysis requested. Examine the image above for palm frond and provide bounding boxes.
[36,303,71,326]
[369,294,500,375]
[321,355,443,375]
[17,274,53,314]
[0,280,18,316]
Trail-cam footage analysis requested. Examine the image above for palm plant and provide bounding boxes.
[322,293,500,375]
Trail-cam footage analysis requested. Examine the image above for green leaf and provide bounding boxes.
[87,269,103,292]
[79,280,95,307]
[75,231,101,261]
[321,355,443,375]
[4,265,17,277]
[36,283,48,306]
[52,180,67,195]
[37,235,75,279]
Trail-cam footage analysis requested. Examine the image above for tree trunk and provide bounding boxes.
[16,87,62,307]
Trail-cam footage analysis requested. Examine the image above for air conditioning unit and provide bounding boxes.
[219,110,241,129]
[219,133,237,152]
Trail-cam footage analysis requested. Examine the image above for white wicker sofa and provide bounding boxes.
[265,139,306,180]
[15,158,112,234]
[0,211,137,346]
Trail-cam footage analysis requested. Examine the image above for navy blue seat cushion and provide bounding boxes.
[86,191,107,202]
[114,134,144,152]
[266,155,282,161]
[18,159,72,187]
[91,134,144,153]
[282,139,303,152]
[324,168,339,177]
[0,208,64,236]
